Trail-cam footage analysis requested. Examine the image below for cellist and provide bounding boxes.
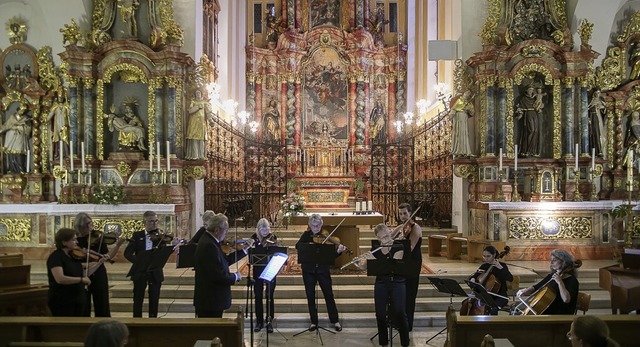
[468,246,513,315]
[516,249,580,315]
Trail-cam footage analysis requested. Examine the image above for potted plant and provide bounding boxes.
[353,178,365,198]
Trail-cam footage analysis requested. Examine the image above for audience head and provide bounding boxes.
[207,213,229,239]
[143,211,159,232]
[398,203,412,222]
[84,319,129,347]
[54,228,78,250]
[568,315,620,347]
[256,218,271,238]
[308,214,323,234]
[550,249,581,276]
[202,210,215,229]
[74,212,93,236]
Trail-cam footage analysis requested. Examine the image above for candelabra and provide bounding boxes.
[148,170,163,204]
[79,169,89,203]
[21,172,31,204]
[625,181,634,248]
[512,170,521,202]
[53,166,69,204]
[497,170,506,202]
[67,170,78,204]
[589,168,598,202]
[573,168,583,202]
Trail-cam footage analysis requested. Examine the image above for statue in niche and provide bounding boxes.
[186,89,213,160]
[263,99,280,144]
[265,7,283,47]
[624,110,640,164]
[0,104,32,173]
[368,5,389,46]
[449,90,475,157]
[117,0,140,38]
[107,101,146,151]
[47,92,70,159]
[588,89,607,157]
[630,41,640,80]
[515,85,543,157]
[369,99,386,144]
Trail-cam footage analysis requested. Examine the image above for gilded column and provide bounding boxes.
[83,79,95,158]
[563,80,575,156]
[294,77,301,146]
[364,75,370,146]
[349,75,357,146]
[479,79,487,156]
[553,80,562,159]
[281,79,290,145]
[496,83,506,151]
[615,107,624,170]
[286,0,295,29]
[580,85,589,154]
[254,77,263,141]
[387,76,397,142]
[486,85,496,154]
[68,80,78,152]
[166,78,177,154]
[285,78,295,146]
[355,79,365,145]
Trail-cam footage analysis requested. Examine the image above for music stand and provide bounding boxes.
[176,243,196,268]
[258,252,289,347]
[366,250,414,347]
[293,243,338,345]
[465,280,499,312]
[250,246,288,338]
[425,277,468,344]
[126,246,174,278]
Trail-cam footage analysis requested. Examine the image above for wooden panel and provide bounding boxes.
[289,212,384,226]
[0,253,23,267]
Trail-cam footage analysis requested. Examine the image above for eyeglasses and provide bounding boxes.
[145,219,159,223]
[566,331,573,340]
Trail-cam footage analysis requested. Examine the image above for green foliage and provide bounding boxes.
[353,179,365,194]
[611,204,633,219]
[91,182,126,205]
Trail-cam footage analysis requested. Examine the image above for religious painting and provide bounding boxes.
[309,0,341,28]
[302,48,348,140]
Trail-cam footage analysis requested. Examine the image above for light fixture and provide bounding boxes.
[416,99,431,115]
[237,110,250,125]
[394,120,403,133]
[249,120,259,133]
[206,82,221,101]
[403,112,414,125]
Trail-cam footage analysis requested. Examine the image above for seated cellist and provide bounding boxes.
[468,246,513,315]
[516,249,580,315]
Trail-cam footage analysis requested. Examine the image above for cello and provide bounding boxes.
[517,259,582,315]
[460,246,510,316]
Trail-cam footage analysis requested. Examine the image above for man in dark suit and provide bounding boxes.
[124,211,167,318]
[193,213,253,318]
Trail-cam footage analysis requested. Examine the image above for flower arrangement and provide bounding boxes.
[281,192,306,216]
[91,181,126,205]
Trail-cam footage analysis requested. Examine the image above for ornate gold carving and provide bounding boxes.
[595,47,622,91]
[183,165,204,183]
[319,31,331,46]
[551,30,565,46]
[617,11,640,43]
[577,19,593,46]
[33,182,41,194]
[120,70,142,83]
[116,162,132,177]
[479,80,487,156]
[52,166,67,180]
[147,78,161,151]
[453,59,472,96]
[92,218,145,241]
[513,63,553,86]
[509,216,592,239]
[159,0,185,46]
[478,193,494,202]
[454,164,476,179]
[480,0,501,45]
[60,18,81,46]
[553,81,561,159]
[0,218,32,242]
[505,79,514,154]
[521,45,545,58]
[175,81,184,148]
[97,81,105,159]
[37,46,61,92]
[6,16,27,45]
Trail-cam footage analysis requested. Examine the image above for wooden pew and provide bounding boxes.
[427,233,462,258]
[0,313,244,347]
[466,237,506,263]
[0,265,49,316]
[445,307,640,347]
[0,253,23,267]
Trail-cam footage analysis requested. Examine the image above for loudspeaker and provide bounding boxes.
[428,40,458,61]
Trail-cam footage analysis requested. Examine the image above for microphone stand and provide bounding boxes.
[245,252,254,346]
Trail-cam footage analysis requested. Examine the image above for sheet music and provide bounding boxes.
[259,252,289,282]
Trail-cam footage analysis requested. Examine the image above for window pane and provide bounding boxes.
[389,2,398,33]
[254,4,262,33]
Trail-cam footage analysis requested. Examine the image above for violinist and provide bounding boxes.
[516,249,580,315]
[124,211,170,318]
[250,218,278,333]
[194,213,254,318]
[295,213,347,332]
[396,202,422,331]
[188,209,215,245]
[468,246,513,315]
[75,212,126,317]
[47,228,106,316]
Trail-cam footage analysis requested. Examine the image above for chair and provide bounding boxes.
[506,275,520,300]
[575,292,591,315]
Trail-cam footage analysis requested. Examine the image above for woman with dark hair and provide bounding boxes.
[468,245,513,314]
[517,249,581,314]
[567,315,620,347]
[47,228,105,316]
[84,319,129,347]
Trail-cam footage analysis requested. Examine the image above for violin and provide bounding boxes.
[258,233,277,246]
[70,248,103,262]
[312,231,352,255]
[90,230,120,246]
[148,229,174,247]
[221,238,253,254]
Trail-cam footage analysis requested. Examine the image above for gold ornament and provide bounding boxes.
[6,17,27,45]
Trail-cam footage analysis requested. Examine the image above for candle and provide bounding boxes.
[59,141,63,169]
[149,151,153,172]
[355,202,360,212]
[361,201,367,211]
[70,140,74,171]
[368,200,373,211]
[498,148,503,173]
[26,150,30,173]
[575,143,579,171]
[628,150,634,185]
[514,144,518,171]
[156,142,161,171]
[591,148,595,171]
[81,142,86,172]
[166,141,171,171]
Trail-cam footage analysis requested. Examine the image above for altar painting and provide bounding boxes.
[309,0,341,28]
[302,48,348,140]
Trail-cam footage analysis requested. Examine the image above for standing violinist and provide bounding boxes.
[516,249,580,315]
[124,211,169,318]
[468,246,513,314]
[188,210,215,245]
[47,228,106,316]
[396,202,422,331]
[296,213,347,332]
[75,212,126,317]
[250,218,278,333]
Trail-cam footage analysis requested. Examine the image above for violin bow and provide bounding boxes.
[392,205,421,239]
[321,217,346,245]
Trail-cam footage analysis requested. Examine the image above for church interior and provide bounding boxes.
[0,0,639,346]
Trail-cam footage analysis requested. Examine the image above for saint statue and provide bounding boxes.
[262,99,280,144]
[107,103,146,151]
[624,110,640,165]
[47,93,70,159]
[369,99,386,144]
[588,89,607,157]
[449,90,475,157]
[516,85,543,157]
[186,89,213,160]
[0,105,32,173]
[117,0,139,38]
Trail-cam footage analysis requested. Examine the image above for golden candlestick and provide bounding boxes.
[573,168,583,202]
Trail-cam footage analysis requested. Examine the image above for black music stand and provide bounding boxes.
[176,243,196,268]
[249,246,288,342]
[366,251,415,347]
[258,251,289,347]
[465,280,499,312]
[425,277,468,344]
[293,243,338,345]
[126,246,174,279]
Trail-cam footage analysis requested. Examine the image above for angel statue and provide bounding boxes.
[107,100,146,151]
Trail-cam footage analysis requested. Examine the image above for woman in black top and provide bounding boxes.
[47,228,104,316]
[250,218,278,333]
[517,249,581,315]
[468,245,513,314]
